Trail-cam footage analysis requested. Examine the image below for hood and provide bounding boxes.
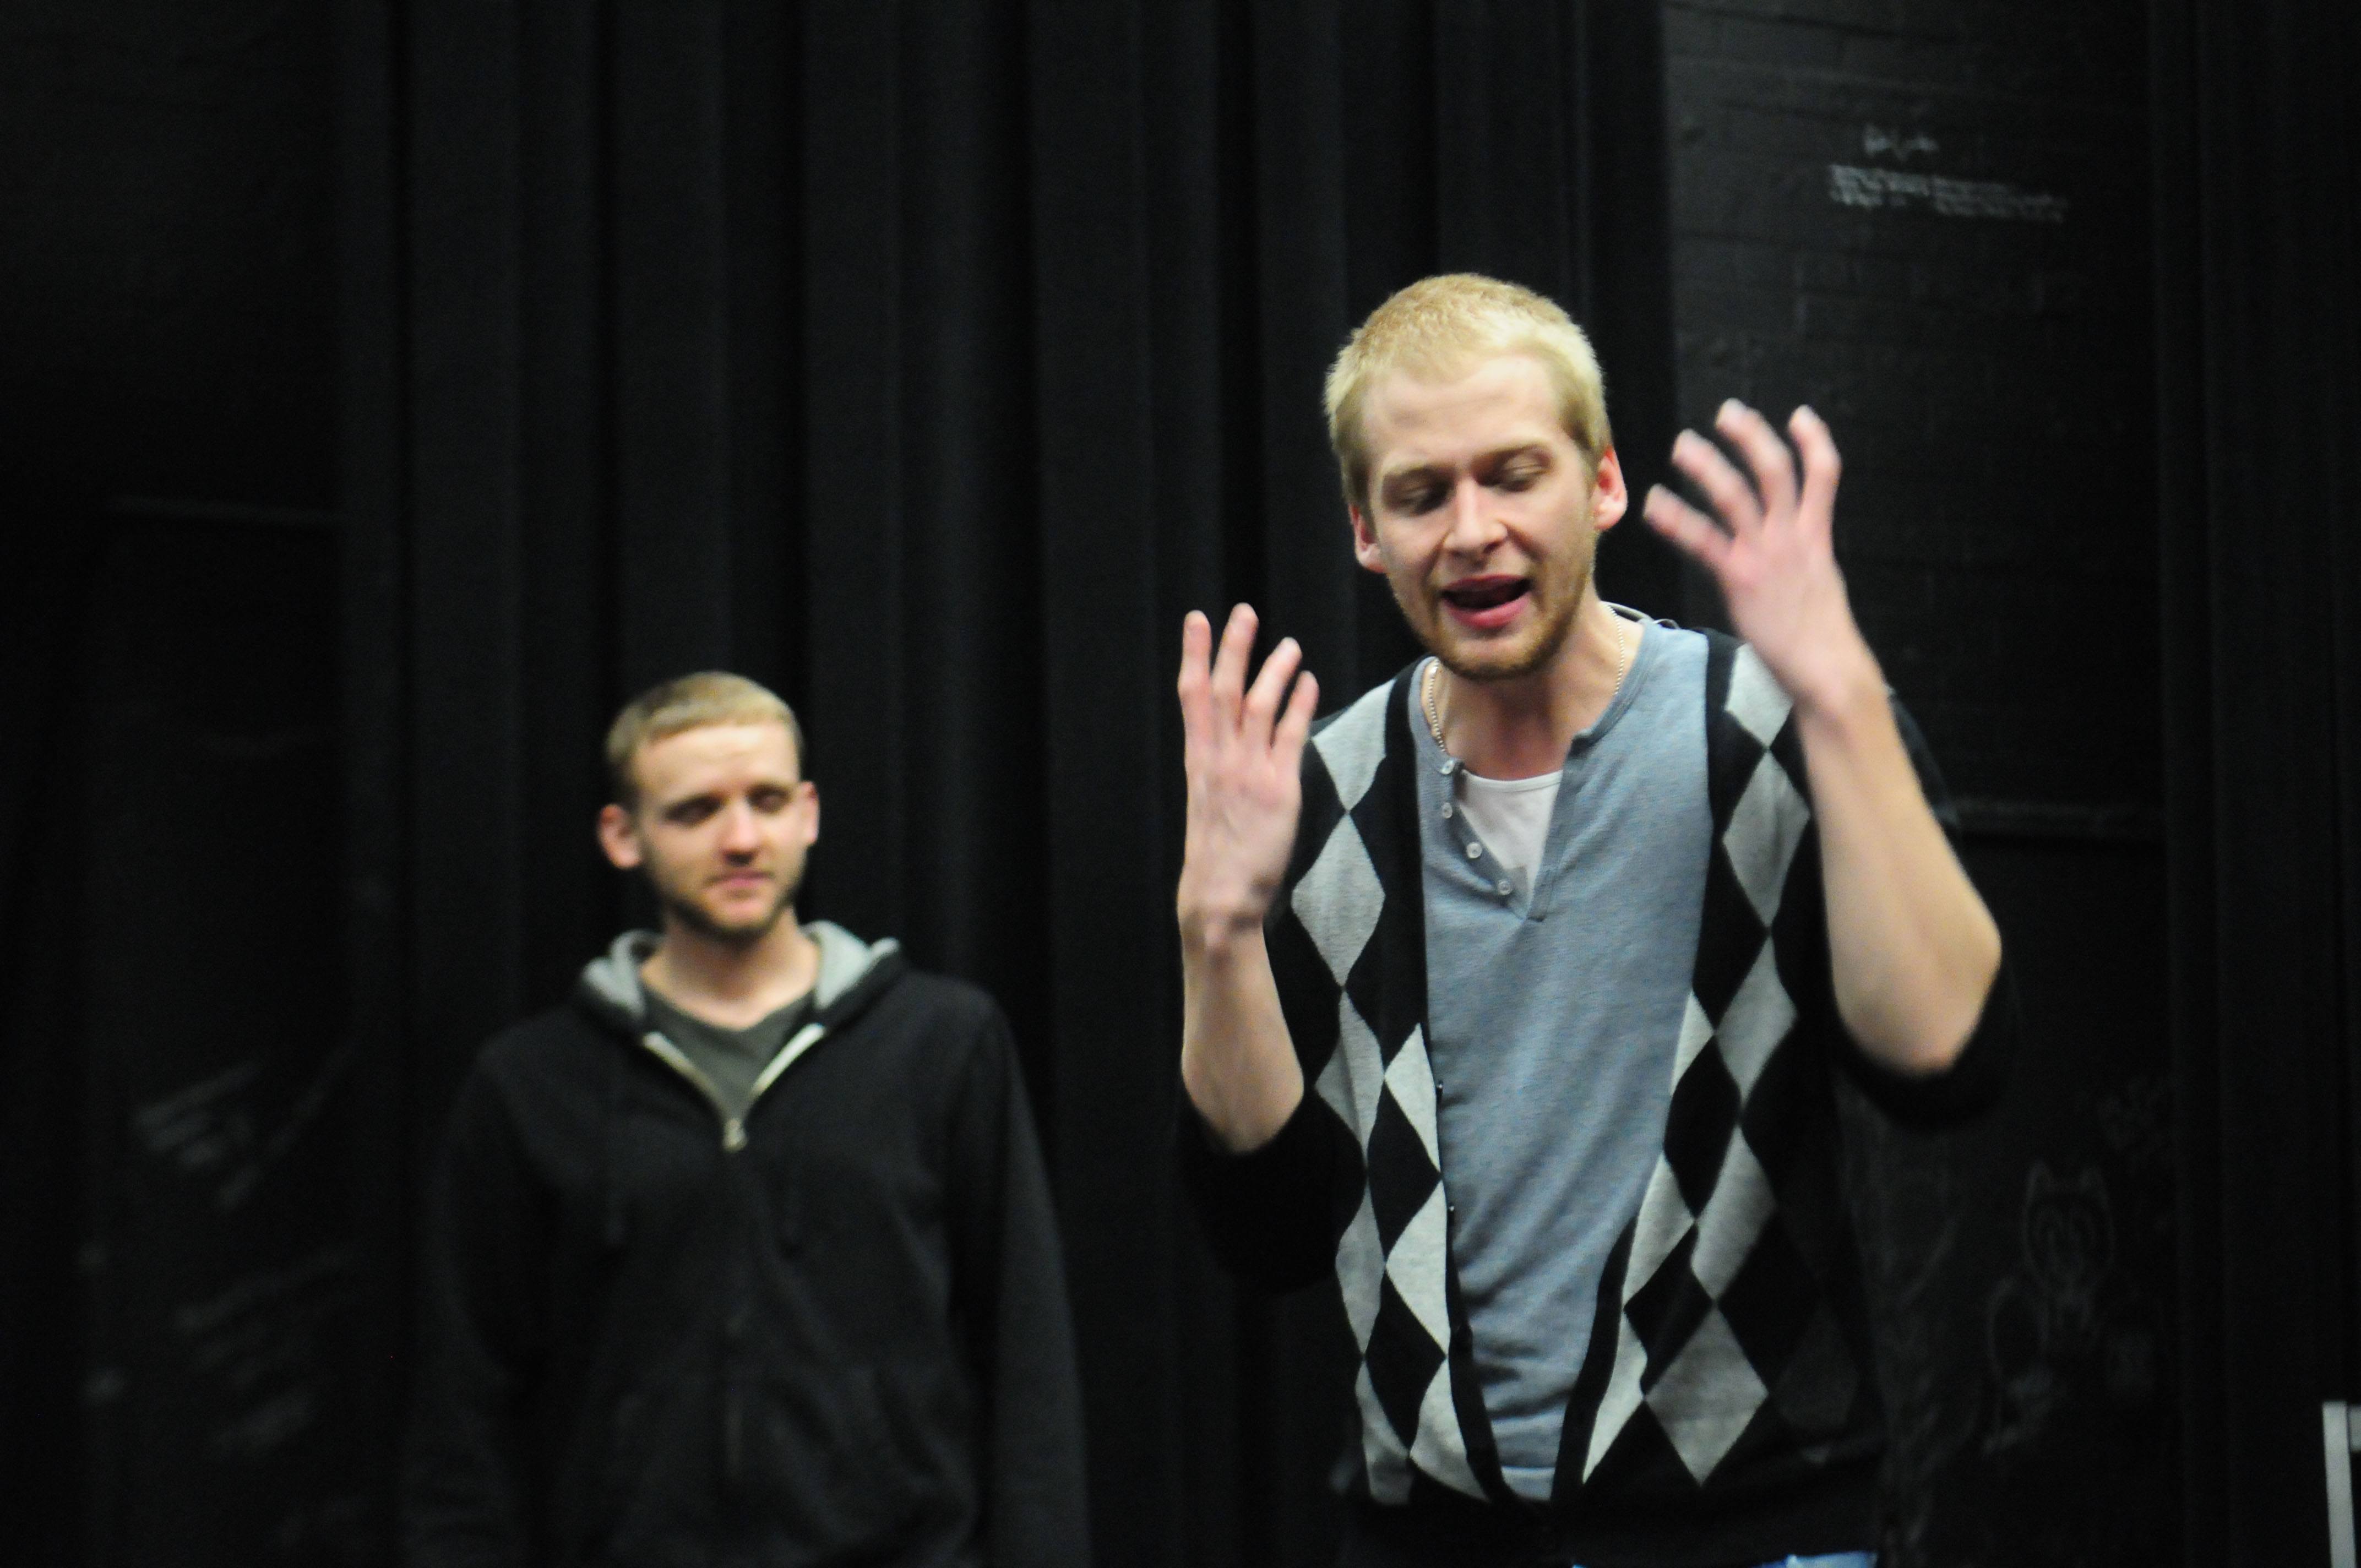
[575,920,905,1039]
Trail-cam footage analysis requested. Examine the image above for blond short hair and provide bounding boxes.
[1324,274,1611,512]
[605,671,806,808]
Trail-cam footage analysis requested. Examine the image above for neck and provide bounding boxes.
[1437,594,1634,780]
[641,912,819,1028]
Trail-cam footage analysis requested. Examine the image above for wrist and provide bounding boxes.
[1179,903,1269,959]
[1784,634,1887,732]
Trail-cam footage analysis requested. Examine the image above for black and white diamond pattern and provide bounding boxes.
[1582,645,1818,1487]
[1266,637,1879,1507]
[1294,681,1483,1504]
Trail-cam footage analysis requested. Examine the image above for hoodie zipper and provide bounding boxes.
[638,1021,829,1151]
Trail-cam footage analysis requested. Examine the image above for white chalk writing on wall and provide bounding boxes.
[1862,124,1940,161]
[1828,164,2070,224]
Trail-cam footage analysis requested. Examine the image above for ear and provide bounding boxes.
[1589,448,1629,532]
[796,780,821,849]
[597,803,644,870]
[1349,505,1389,575]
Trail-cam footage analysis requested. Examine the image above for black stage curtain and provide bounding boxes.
[2152,0,2361,1562]
[0,520,101,1568]
[337,2,1680,1560]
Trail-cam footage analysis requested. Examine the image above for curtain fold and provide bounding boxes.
[339,1,1673,1559]
[2154,1,2361,1562]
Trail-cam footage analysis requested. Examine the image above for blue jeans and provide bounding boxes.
[1571,1556,1874,1567]
[1568,1549,1879,1558]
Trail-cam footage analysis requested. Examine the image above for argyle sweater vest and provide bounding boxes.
[1234,630,1970,1554]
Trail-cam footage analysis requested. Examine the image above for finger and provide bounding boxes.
[1669,429,1762,539]
[1714,399,1798,524]
[1789,405,1842,546]
[1274,666,1320,761]
[1177,609,1212,739]
[1642,484,1734,574]
[1242,636,1303,735]
[1209,603,1259,731]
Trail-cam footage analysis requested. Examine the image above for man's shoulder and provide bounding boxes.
[868,961,999,1029]
[1301,665,1411,813]
[467,998,616,1088]
[819,950,1012,1070]
[1308,668,1403,742]
[423,1001,620,1155]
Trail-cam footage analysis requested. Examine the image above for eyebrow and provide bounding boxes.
[652,778,800,814]
[1378,442,1554,488]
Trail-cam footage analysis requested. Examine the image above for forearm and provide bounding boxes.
[1794,657,2001,1075]
[1178,919,1304,1152]
[1642,400,2001,1072]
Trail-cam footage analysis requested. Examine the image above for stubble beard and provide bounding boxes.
[1403,551,1593,686]
[652,862,802,949]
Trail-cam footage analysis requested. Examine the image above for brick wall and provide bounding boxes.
[1661,0,2157,816]
[1658,7,2176,1565]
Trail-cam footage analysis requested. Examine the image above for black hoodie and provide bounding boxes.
[402,923,1089,1567]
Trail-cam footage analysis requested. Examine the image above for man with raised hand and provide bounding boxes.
[405,672,1087,1567]
[1175,274,2009,1567]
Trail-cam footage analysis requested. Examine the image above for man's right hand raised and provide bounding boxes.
[1175,605,1319,948]
[1174,605,1317,1150]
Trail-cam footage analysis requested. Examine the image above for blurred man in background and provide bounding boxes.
[405,672,1086,1567]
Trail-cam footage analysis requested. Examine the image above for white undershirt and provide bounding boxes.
[1456,767,1562,900]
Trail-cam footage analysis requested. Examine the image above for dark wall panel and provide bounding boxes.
[0,4,346,1564]
[75,521,361,1564]
[1849,837,2175,1566]
[1662,0,2158,814]
[1658,3,2174,1562]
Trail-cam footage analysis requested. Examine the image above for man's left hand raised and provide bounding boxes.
[1640,400,2003,1077]
[1641,400,1881,718]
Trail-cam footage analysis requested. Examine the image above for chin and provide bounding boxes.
[1433,638,1537,682]
[1399,576,1580,685]
[1427,614,1575,684]
[669,896,793,946]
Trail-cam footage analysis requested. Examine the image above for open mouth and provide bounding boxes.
[1439,575,1532,628]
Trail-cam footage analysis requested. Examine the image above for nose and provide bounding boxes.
[1443,475,1502,556]
[716,799,763,853]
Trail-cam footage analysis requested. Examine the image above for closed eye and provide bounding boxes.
[1482,449,1552,492]
[1381,473,1450,515]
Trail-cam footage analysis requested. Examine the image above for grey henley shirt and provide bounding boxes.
[1412,620,1711,1500]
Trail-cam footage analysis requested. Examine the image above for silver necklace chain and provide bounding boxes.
[1422,609,1639,753]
